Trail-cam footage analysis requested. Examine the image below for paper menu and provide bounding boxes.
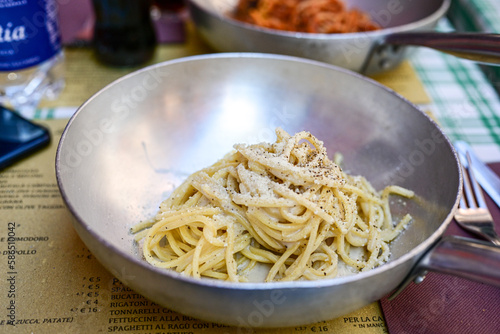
[0,119,389,333]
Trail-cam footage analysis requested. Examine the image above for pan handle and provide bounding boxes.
[384,32,500,65]
[388,235,500,300]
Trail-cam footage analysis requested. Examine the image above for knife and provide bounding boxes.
[454,140,500,208]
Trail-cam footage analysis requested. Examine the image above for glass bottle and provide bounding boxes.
[92,0,157,67]
[0,0,65,112]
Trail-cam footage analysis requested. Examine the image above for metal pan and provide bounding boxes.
[55,53,500,328]
[187,0,500,74]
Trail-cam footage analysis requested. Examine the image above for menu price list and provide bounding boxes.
[0,120,387,333]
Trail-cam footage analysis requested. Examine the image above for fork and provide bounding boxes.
[455,152,500,246]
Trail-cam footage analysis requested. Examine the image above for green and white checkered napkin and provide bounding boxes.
[409,10,500,162]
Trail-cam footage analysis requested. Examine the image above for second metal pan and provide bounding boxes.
[188,0,500,74]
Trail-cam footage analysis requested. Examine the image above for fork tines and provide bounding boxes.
[460,152,488,210]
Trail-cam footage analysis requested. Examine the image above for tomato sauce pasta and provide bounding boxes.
[232,0,381,33]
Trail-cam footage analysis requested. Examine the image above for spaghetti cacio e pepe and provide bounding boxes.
[132,128,413,282]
